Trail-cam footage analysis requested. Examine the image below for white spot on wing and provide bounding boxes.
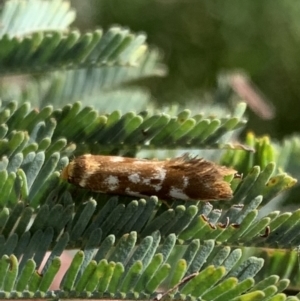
[142,178,151,185]
[183,176,189,188]
[169,187,189,200]
[128,173,141,184]
[153,167,166,181]
[132,159,147,164]
[79,176,88,187]
[104,175,119,191]
[109,156,125,162]
[125,188,146,198]
[153,185,162,192]
[142,177,161,191]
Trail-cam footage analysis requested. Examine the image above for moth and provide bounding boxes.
[61,154,236,201]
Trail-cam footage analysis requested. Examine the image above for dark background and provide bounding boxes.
[71,0,300,139]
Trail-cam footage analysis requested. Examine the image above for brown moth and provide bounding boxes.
[61,154,236,201]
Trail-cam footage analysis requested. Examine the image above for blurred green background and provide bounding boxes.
[71,0,300,139]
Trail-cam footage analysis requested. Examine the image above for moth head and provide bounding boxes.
[61,162,74,182]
